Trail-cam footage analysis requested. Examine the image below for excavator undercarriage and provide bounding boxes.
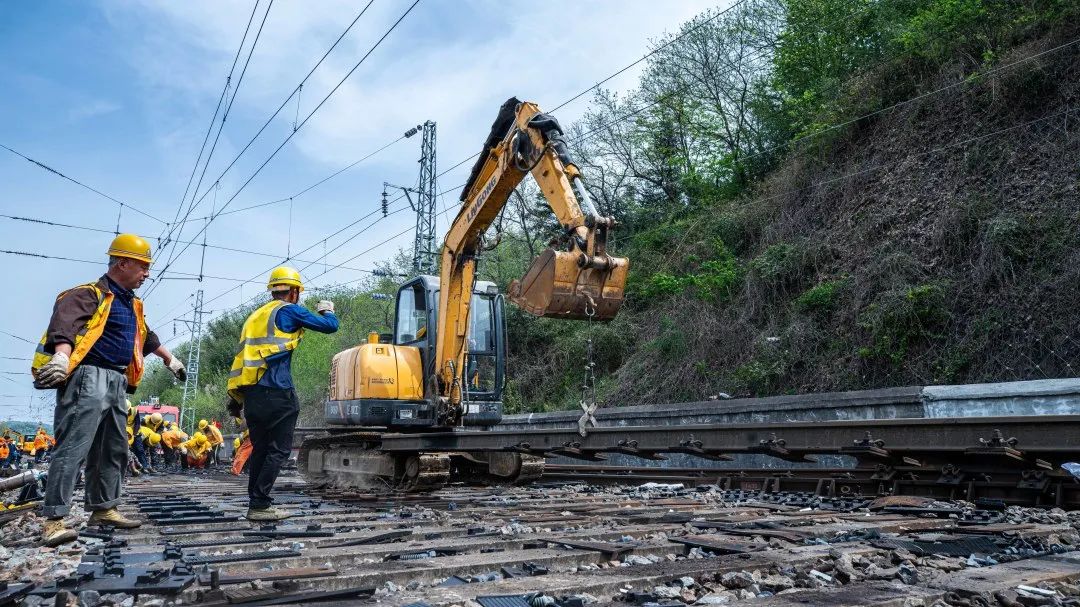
[298,431,544,491]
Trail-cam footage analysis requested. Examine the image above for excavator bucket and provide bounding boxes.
[508,248,629,320]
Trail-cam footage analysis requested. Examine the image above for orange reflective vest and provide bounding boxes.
[32,282,148,391]
[0,440,9,460]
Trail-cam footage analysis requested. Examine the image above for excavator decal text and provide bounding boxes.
[467,173,499,224]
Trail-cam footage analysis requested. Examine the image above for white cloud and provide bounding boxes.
[102,0,720,177]
[68,99,122,122]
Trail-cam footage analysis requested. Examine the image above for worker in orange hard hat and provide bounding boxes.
[31,234,187,547]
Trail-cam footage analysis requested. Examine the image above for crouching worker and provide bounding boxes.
[180,432,212,469]
[161,425,187,470]
[30,235,186,546]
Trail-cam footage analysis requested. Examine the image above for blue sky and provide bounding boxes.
[0,0,720,421]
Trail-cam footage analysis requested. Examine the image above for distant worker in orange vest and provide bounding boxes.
[31,234,187,547]
[231,417,252,476]
[161,425,187,470]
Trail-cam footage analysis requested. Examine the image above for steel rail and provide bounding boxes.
[375,415,1080,466]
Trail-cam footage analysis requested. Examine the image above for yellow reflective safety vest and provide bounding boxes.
[31,281,148,391]
[204,424,223,446]
[226,301,304,401]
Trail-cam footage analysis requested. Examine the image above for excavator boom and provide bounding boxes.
[437,98,629,421]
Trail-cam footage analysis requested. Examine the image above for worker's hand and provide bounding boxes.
[226,397,243,418]
[316,300,335,315]
[167,356,187,382]
[180,447,188,455]
[34,352,70,389]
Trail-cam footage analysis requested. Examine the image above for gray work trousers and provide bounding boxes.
[42,364,128,518]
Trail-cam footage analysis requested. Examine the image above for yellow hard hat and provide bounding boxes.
[107,234,153,264]
[194,432,208,445]
[267,266,303,291]
[198,419,208,430]
[148,433,161,446]
[150,412,163,425]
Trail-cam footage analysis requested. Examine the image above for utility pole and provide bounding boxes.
[176,213,211,434]
[414,121,437,274]
[179,288,204,434]
[392,121,438,274]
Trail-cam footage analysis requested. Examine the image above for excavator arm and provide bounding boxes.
[435,98,629,423]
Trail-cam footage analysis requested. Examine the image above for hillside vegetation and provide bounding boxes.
[137,0,1080,424]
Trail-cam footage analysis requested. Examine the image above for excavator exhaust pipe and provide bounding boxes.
[508,248,628,320]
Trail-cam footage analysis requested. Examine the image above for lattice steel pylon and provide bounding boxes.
[412,120,437,273]
[179,288,205,434]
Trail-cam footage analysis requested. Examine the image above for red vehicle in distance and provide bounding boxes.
[136,397,179,425]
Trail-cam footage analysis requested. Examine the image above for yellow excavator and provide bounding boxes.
[298,98,629,489]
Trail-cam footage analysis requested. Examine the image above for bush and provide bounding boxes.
[750,243,803,282]
[858,283,951,365]
[632,239,744,302]
[794,278,847,313]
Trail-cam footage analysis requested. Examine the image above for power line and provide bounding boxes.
[160,0,277,265]
[0,248,276,285]
[0,330,34,345]
[167,0,266,243]
[145,0,420,298]
[0,213,388,274]
[0,143,165,225]
[155,0,379,273]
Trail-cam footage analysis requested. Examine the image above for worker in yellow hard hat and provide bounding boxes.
[29,234,187,546]
[179,432,212,469]
[141,413,166,469]
[226,266,338,521]
[202,420,224,466]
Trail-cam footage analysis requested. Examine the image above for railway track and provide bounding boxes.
[3,472,1080,606]
[297,415,1080,504]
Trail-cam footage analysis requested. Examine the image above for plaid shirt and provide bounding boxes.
[84,277,138,368]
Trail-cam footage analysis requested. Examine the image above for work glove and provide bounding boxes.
[180,447,188,456]
[34,352,70,389]
[316,300,335,314]
[167,357,187,382]
[226,397,243,418]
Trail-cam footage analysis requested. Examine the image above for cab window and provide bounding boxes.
[395,283,428,344]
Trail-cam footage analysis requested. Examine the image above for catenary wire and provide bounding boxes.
[144,0,419,298]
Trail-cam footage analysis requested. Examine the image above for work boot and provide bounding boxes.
[41,519,79,547]
[88,508,142,529]
[246,506,290,521]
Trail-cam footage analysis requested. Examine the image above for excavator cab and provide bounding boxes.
[325,276,504,428]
